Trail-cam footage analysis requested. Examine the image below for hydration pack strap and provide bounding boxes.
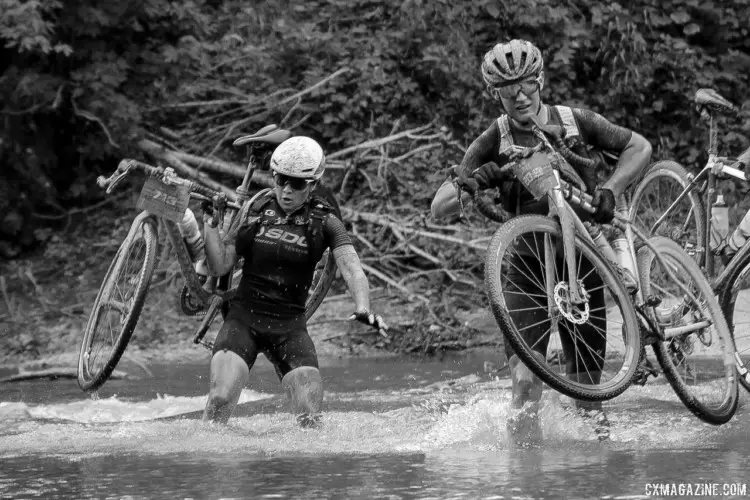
[497,115,514,155]
[554,105,580,142]
[244,191,331,268]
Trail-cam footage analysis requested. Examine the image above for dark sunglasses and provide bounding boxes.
[273,173,314,190]
[489,75,542,100]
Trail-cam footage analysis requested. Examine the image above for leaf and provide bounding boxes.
[670,11,691,24]
[683,23,700,36]
[485,2,500,18]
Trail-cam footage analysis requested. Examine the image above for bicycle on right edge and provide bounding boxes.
[456,122,738,425]
[629,88,750,395]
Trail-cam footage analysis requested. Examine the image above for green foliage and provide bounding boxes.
[1,0,750,249]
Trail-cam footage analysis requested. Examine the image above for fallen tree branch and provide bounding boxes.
[172,151,246,178]
[327,122,435,160]
[341,207,490,252]
[73,102,119,149]
[360,263,428,306]
[205,67,351,156]
[1,368,130,383]
[389,226,442,266]
[138,139,237,199]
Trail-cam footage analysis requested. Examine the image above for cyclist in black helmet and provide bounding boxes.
[202,136,388,427]
[431,39,652,442]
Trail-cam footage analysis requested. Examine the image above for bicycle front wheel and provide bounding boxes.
[629,160,706,258]
[77,217,158,392]
[638,236,738,424]
[485,215,641,402]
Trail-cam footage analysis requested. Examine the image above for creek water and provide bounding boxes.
[1,350,749,499]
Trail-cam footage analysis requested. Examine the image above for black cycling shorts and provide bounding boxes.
[502,251,607,377]
[212,308,319,380]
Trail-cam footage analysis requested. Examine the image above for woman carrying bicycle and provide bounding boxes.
[201,136,388,427]
[431,39,652,442]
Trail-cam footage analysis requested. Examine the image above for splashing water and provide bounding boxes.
[1,356,748,499]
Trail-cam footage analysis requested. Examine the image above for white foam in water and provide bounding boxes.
[0,388,272,424]
[0,375,738,458]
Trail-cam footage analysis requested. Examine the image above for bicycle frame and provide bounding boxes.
[647,152,750,299]
[558,173,714,342]
[473,131,712,344]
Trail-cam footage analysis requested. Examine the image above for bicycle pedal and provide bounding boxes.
[632,361,659,385]
[197,339,215,351]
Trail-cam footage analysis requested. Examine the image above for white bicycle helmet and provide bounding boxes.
[481,39,544,87]
[270,136,326,180]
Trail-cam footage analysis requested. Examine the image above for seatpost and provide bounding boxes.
[236,146,258,203]
[705,109,717,276]
[708,113,718,157]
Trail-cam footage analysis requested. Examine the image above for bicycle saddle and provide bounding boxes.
[695,88,738,115]
[233,124,292,147]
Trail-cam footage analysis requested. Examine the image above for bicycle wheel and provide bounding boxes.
[77,217,158,392]
[629,160,706,258]
[638,236,738,424]
[305,185,341,320]
[718,250,750,393]
[485,215,641,402]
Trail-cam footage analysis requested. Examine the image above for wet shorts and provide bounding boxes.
[212,307,319,380]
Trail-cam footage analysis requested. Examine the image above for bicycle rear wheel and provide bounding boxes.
[629,160,705,258]
[717,249,750,393]
[638,236,738,424]
[485,215,641,402]
[305,185,341,320]
[77,217,158,392]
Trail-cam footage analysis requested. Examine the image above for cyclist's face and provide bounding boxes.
[273,173,314,212]
[496,73,544,124]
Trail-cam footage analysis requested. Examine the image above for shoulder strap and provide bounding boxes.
[223,187,275,247]
[306,197,335,266]
[247,188,275,214]
[496,115,514,154]
[554,105,580,141]
[221,188,272,243]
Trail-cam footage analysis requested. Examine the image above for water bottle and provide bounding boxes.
[709,194,729,254]
[727,209,750,256]
[177,208,205,262]
[585,222,618,264]
[611,198,638,282]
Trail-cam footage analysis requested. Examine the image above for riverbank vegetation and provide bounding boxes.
[1,0,749,363]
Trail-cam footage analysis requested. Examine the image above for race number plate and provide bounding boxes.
[136,177,190,222]
[510,151,559,200]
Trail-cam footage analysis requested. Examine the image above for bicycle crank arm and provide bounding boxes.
[193,295,223,349]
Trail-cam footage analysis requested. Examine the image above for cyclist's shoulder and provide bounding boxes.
[469,119,503,148]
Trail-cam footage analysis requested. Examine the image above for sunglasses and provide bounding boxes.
[489,75,542,100]
[273,173,314,190]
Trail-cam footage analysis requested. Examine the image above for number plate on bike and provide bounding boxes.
[136,177,190,222]
[510,152,559,200]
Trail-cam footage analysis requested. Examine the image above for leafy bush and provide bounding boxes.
[1,0,749,254]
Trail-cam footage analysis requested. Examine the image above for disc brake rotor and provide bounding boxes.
[553,281,590,324]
